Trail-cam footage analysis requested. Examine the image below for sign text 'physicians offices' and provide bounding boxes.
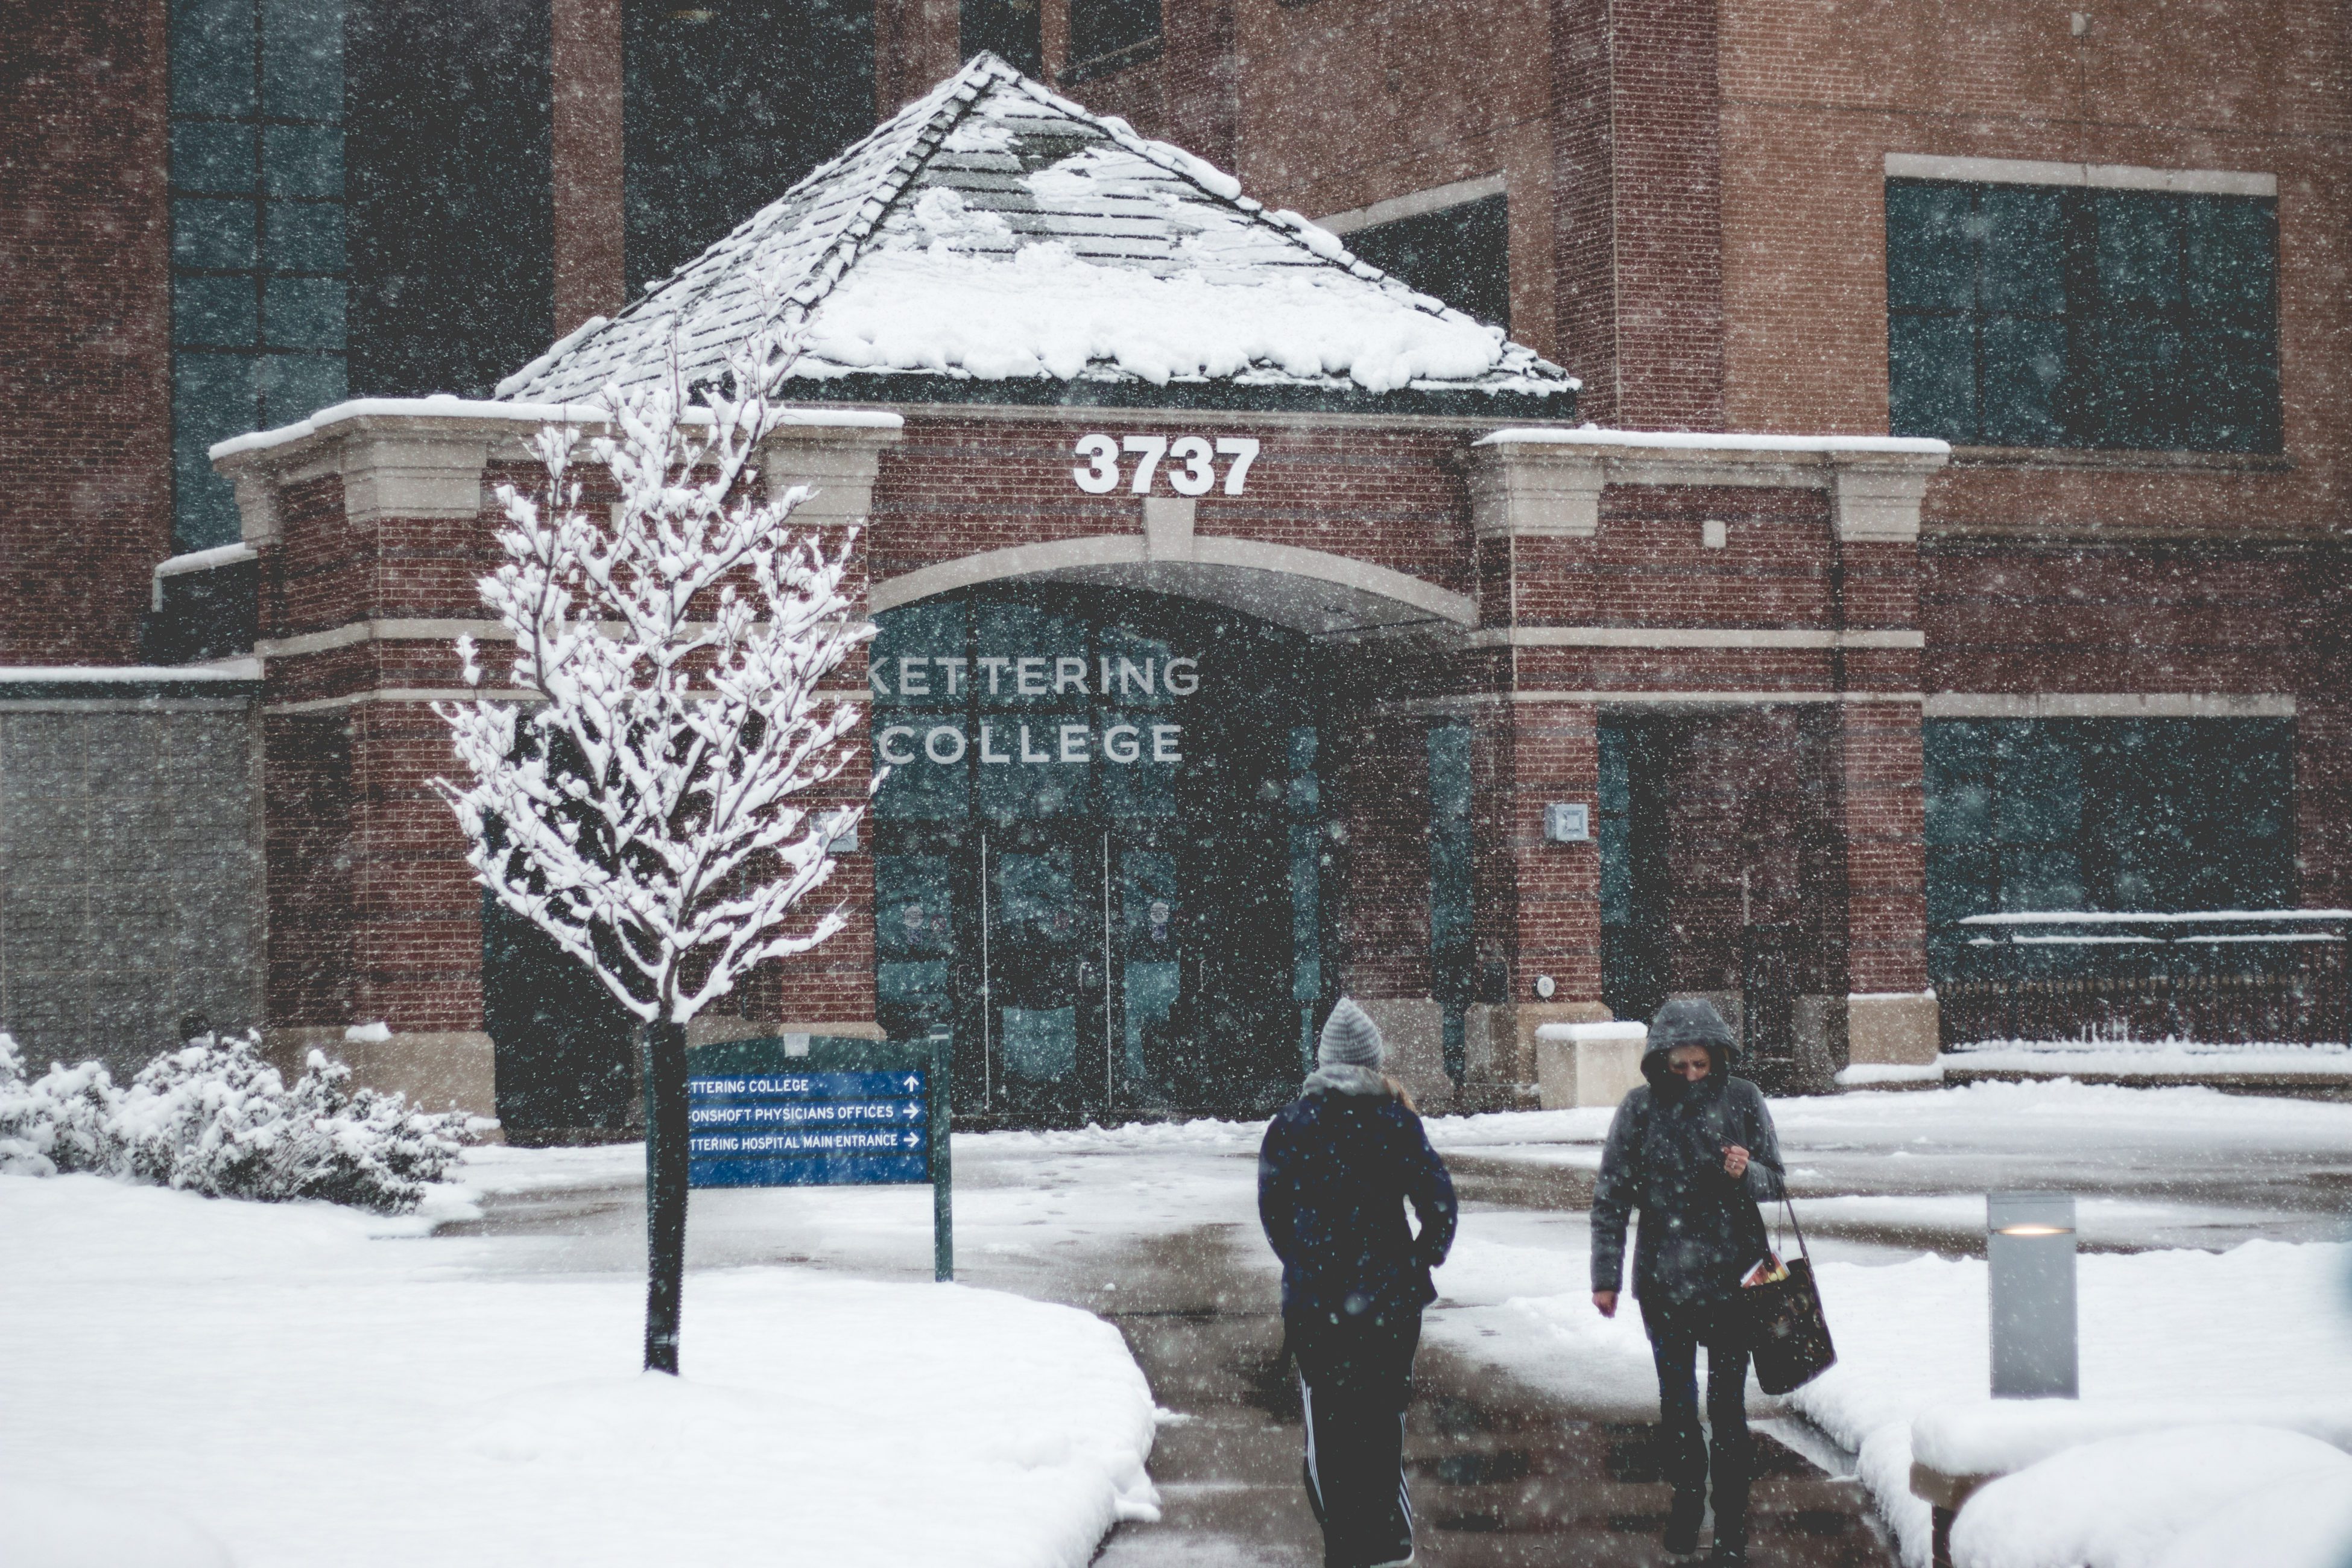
[872,652,1201,768]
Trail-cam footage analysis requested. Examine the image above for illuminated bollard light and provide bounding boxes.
[1987,1191,2078,1399]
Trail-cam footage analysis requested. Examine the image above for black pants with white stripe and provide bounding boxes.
[1290,1307,1422,1568]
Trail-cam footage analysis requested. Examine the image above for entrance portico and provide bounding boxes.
[192,55,1946,1128]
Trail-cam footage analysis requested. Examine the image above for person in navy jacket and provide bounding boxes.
[1259,997,1457,1568]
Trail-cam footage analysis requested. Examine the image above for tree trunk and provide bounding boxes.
[642,1016,690,1374]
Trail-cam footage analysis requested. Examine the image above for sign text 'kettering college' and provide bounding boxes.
[873,652,1201,768]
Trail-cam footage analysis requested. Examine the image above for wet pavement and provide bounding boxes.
[1080,1224,1894,1568]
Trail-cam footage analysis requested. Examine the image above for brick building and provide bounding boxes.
[2,5,2343,1125]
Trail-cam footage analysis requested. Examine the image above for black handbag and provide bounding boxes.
[1737,1165,1836,1396]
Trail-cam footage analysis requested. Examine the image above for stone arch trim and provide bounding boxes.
[866,533,1475,627]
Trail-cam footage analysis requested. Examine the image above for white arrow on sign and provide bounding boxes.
[902,1103,922,1119]
[902,1074,921,1091]
[902,1131,922,1148]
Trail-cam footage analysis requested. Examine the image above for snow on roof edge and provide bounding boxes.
[1477,426,1950,456]
[209,396,903,464]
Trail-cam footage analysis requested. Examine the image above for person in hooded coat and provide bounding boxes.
[1590,997,1785,1565]
[1259,997,1457,1568]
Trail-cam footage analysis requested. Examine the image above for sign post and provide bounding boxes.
[686,1034,954,1281]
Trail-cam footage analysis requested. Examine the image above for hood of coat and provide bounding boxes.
[1640,997,1739,1094]
[1302,1062,1391,1098]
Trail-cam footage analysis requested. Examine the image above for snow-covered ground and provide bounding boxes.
[0,1173,1157,1568]
[8,1080,2350,1568]
[1475,1238,2352,1566]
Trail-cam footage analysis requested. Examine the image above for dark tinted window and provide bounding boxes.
[621,0,875,297]
[1067,0,1159,72]
[169,0,349,549]
[1887,180,2280,453]
[960,0,1040,75]
[1924,718,2295,925]
[1342,193,1510,331]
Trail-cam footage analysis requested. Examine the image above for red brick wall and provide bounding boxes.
[1515,485,1835,630]
[1551,0,1725,429]
[1921,542,2310,697]
[1836,701,1927,994]
[1496,699,1604,1002]
[348,700,482,1030]
[870,414,1476,598]
[1719,0,2350,539]
[1334,713,1434,1001]
[0,0,171,664]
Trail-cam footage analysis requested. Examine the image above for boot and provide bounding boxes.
[1663,1488,1704,1556]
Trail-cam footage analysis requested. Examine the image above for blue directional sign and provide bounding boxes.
[682,1032,955,1279]
[688,1062,929,1187]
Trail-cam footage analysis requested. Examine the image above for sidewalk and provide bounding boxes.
[1046,1223,1895,1567]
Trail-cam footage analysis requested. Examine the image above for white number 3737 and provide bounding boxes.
[1072,434,1260,497]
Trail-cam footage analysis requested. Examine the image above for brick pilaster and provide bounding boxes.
[1549,0,1725,430]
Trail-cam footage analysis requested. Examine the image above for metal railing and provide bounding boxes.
[1931,909,2352,1048]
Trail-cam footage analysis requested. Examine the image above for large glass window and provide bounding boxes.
[1342,194,1511,332]
[344,0,553,402]
[1427,724,1473,1086]
[1066,0,1159,76]
[959,0,1040,75]
[169,0,349,549]
[1888,180,2280,453]
[621,0,875,297]
[1924,719,2295,931]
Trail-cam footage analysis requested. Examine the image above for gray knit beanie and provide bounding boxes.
[1317,997,1384,1069]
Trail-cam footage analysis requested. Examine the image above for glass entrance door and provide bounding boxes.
[870,585,1335,1123]
[980,824,1108,1118]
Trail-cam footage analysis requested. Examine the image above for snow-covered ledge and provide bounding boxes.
[1468,427,1950,543]
[210,396,904,542]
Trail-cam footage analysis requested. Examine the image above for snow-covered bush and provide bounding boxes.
[0,1032,471,1213]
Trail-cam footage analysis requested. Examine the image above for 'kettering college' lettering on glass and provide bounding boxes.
[873,651,1200,768]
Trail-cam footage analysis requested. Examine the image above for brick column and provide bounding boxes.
[1549,0,1725,429]
[728,420,906,1040]
[551,0,625,334]
[1833,700,1935,1065]
[2295,552,2352,911]
[1832,469,1938,1068]
[1503,697,1607,1007]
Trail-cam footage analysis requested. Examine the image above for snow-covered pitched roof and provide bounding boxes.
[498,54,1576,412]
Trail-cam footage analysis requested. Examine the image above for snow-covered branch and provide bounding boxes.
[435,322,871,1027]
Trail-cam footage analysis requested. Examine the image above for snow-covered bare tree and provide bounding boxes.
[435,323,870,1374]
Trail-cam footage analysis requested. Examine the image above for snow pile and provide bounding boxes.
[1915,1397,2352,1478]
[807,211,1513,392]
[0,1174,1160,1567]
[1949,1426,2352,1568]
[1765,1241,2352,1566]
[0,1482,233,1568]
[1478,1229,2352,1565]
[0,1032,472,1213]
[1836,1062,1947,1086]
